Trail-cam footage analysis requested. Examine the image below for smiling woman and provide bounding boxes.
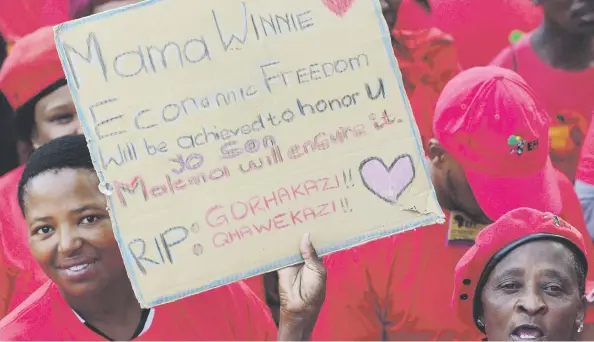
[0,134,327,341]
[453,207,588,341]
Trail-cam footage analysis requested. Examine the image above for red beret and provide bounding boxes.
[452,207,588,334]
[0,26,65,110]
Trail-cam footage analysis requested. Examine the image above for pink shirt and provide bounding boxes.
[0,166,48,317]
[0,280,276,340]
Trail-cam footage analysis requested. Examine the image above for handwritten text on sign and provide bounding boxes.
[55,0,443,307]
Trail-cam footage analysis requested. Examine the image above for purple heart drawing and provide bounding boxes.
[321,0,356,17]
[359,155,415,204]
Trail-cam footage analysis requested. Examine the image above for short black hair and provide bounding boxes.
[18,134,94,215]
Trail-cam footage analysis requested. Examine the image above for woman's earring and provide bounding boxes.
[578,323,584,333]
[477,319,485,329]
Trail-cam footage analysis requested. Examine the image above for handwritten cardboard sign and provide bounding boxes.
[54,0,444,307]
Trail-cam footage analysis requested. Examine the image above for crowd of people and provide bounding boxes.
[0,0,593,340]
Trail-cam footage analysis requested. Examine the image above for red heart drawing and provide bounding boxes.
[322,0,356,17]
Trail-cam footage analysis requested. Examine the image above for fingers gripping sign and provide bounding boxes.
[277,233,326,334]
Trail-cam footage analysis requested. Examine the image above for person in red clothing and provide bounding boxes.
[453,208,588,341]
[311,66,594,340]
[0,134,326,340]
[396,0,543,69]
[491,0,594,182]
[380,0,460,149]
[0,26,84,317]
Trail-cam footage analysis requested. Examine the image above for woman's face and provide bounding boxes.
[32,85,82,149]
[24,168,127,298]
[481,240,586,341]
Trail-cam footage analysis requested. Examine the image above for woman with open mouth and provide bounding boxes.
[452,207,589,341]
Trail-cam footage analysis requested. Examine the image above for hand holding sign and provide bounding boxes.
[278,233,326,321]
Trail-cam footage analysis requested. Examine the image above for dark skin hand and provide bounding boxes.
[277,233,326,341]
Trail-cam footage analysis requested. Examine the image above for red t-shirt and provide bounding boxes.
[0,280,276,340]
[243,275,266,303]
[491,34,594,182]
[0,166,48,317]
[311,170,592,340]
[397,0,542,69]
